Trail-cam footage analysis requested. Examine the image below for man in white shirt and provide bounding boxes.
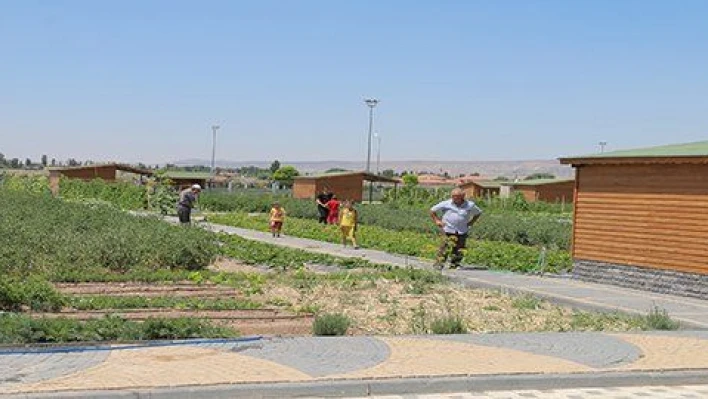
[430,188,483,269]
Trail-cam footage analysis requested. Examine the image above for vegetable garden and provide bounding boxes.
[0,176,678,343]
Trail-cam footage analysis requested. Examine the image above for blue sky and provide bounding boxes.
[2,0,707,164]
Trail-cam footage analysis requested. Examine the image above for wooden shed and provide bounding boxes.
[503,178,575,203]
[560,141,708,299]
[161,171,213,191]
[459,180,501,199]
[48,163,153,195]
[293,171,399,202]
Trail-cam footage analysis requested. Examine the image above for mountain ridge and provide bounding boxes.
[173,159,573,178]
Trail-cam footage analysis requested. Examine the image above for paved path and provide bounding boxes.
[3,332,708,397]
[199,220,708,329]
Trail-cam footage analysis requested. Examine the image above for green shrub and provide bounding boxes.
[430,316,468,334]
[0,277,64,311]
[0,314,238,344]
[644,306,680,330]
[313,313,351,336]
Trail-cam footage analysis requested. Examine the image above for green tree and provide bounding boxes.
[381,169,396,178]
[270,160,281,174]
[41,155,48,167]
[493,176,510,182]
[524,173,556,180]
[402,173,419,187]
[25,158,32,167]
[272,166,300,187]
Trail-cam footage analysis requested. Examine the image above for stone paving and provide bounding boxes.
[3,332,708,396]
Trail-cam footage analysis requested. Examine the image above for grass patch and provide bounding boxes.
[511,294,543,310]
[67,296,264,311]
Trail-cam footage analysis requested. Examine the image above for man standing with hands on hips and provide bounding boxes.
[430,188,483,269]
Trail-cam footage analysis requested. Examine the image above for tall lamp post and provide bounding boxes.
[374,132,382,174]
[211,125,220,187]
[364,99,378,203]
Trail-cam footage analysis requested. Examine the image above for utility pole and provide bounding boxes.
[364,99,378,203]
[211,125,220,187]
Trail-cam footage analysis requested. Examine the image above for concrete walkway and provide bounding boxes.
[4,332,708,398]
[200,220,708,329]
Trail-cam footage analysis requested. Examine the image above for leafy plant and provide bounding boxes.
[313,313,351,336]
[430,316,468,334]
[0,314,238,344]
[0,277,64,312]
[644,306,680,330]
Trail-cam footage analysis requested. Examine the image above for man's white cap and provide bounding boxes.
[192,184,202,190]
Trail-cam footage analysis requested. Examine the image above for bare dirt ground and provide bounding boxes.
[50,258,643,337]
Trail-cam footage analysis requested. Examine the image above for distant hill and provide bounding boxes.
[173,159,573,179]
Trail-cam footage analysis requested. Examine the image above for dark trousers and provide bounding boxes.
[177,206,191,224]
[437,233,467,265]
[317,206,329,224]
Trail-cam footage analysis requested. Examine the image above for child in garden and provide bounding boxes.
[326,194,340,224]
[339,200,359,249]
[269,202,286,237]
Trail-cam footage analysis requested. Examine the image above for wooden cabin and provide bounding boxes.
[560,140,708,299]
[459,180,501,199]
[503,178,575,203]
[293,171,399,202]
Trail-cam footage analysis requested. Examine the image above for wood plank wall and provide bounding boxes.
[574,163,708,275]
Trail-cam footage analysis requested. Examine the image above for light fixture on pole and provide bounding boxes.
[211,125,220,182]
[599,141,607,153]
[364,99,379,203]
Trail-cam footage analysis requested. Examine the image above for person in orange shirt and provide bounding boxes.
[269,202,286,237]
[339,200,359,249]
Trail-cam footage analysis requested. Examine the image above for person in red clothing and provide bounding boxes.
[326,195,340,224]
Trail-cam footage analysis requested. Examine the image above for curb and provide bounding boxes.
[6,370,708,399]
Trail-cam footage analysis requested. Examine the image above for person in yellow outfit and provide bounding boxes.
[339,200,359,249]
[269,202,286,237]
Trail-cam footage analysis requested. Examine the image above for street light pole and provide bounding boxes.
[364,99,378,203]
[374,133,381,174]
[211,125,220,185]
